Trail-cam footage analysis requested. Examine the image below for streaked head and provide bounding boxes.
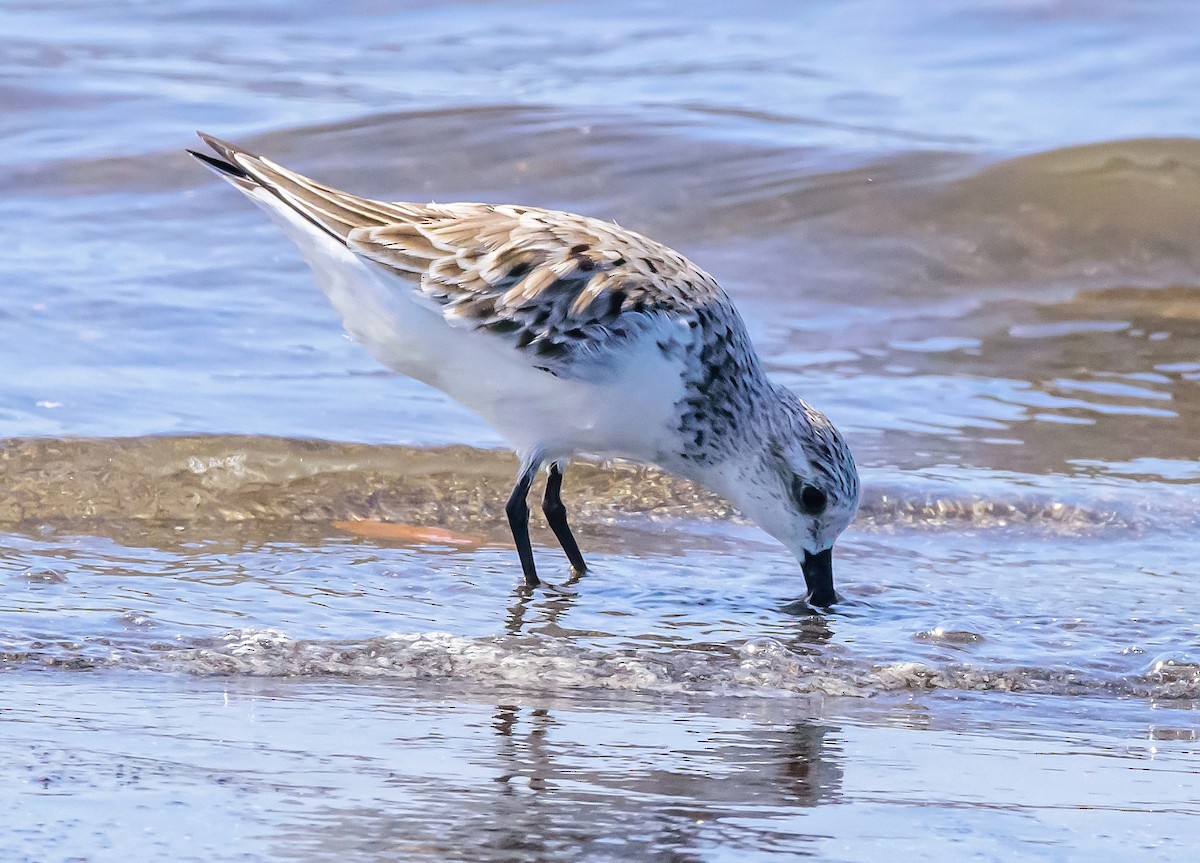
[723,387,860,607]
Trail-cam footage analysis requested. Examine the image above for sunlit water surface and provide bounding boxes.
[2,1,1199,860]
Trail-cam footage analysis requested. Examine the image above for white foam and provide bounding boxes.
[123,628,1199,702]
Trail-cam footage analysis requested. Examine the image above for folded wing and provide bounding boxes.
[193,132,728,378]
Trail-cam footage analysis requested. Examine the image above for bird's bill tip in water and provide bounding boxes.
[801,547,838,608]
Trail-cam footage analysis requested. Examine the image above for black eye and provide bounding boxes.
[791,478,827,515]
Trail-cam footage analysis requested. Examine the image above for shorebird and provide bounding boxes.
[189,133,859,607]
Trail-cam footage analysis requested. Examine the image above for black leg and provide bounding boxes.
[542,462,588,573]
[506,459,541,587]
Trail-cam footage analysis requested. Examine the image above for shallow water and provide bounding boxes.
[5,676,1197,863]
[2,1,1199,860]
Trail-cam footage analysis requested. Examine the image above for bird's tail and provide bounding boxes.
[188,132,395,243]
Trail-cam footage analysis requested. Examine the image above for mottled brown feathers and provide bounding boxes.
[195,133,732,373]
[350,204,725,340]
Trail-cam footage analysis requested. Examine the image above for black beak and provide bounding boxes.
[802,548,837,608]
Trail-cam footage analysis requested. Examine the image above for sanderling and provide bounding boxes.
[189,133,859,606]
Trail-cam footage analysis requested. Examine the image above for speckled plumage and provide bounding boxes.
[190,133,860,605]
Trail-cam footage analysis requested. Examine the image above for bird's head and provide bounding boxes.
[718,388,859,608]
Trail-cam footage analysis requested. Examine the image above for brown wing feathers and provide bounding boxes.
[194,133,727,371]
